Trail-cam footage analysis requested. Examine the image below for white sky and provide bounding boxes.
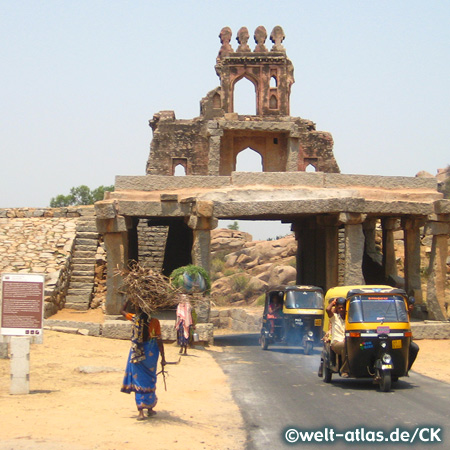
[1,1,449,239]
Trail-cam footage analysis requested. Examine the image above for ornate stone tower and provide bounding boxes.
[215,25,294,116]
[146,26,340,177]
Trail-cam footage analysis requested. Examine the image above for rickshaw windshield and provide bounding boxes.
[348,295,408,323]
[285,290,323,309]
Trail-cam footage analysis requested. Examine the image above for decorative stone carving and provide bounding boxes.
[218,27,234,58]
[270,26,285,52]
[253,26,268,52]
[236,27,251,52]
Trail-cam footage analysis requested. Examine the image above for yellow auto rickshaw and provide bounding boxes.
[260,285,324,354]
[318,285,415,392]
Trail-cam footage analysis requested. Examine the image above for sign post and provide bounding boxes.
[1,273,45,394]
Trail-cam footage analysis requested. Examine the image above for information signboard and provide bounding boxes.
[1,273,44,336]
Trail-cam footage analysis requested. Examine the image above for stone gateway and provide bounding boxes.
[95,26,449,323]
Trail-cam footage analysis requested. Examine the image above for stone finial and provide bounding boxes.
[236,27,251,52]
[218,27,234,58]
[253,26,268,52]
[270,26,285,51]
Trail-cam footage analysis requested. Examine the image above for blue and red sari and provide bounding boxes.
[121,313,161,410]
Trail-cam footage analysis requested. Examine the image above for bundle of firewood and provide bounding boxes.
[117,261,179,314]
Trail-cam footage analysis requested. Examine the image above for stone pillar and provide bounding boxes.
[363,218,381,263]
[317,216,339,291]
[426,220,450,320]
[207,125,223,176]
[339,213,366,285]
[402,217,424,303]
[324,224,339,291]
[187,201,218,273]
[293,219,317,286]
[381,218,399,282]
[97,216,133,316]
[286,136,299,172]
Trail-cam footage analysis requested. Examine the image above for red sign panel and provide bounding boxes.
[1,273,44,336]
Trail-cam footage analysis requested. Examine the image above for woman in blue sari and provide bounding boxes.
[120,301,166,420]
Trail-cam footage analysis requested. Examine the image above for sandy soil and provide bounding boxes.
[0,309,448,450]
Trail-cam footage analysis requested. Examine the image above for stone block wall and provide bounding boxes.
[137,221,168,270]
[0,207,88,317]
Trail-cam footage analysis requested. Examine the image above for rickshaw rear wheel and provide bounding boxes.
[323,364,332,383]
[260,334,269,350]
[379,370,391,392]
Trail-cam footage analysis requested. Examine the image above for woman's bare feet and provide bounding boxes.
[147,409,157,416]
[137,410,146,420]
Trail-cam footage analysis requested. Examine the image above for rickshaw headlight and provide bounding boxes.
[381,342,387,349]
[382,354,392,364]
[307,331,314,337]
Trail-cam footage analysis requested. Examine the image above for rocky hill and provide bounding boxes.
[209,227,450,309]
[210,228,297,306]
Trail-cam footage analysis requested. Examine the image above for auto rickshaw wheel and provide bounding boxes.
[379,370,391,392]
[260,334,269,350]
[322,364,332,383]
[304,341,313,355]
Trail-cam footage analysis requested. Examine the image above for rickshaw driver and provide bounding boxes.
[326,297,349,377]
[267,292,283,336]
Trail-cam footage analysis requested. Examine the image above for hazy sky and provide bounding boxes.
[1,1,449,239]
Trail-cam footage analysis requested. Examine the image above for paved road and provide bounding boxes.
[213,333,450,450]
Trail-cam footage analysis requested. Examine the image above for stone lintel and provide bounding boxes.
[115,175,231,191]
[113,200,191,217]
[231,171,325,187]
[96,216,132,233]
[361,201,434,216]
[325,173,438,190]
[217,120,298,134]
[214,198,366,219]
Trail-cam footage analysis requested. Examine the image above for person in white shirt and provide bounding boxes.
[326,297,349,377]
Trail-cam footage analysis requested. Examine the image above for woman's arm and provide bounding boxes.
[157,338,166,366]
[120,300,129,318]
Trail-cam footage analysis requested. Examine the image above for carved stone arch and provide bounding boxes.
[269,94,278,110]
[212,92,221,109]
[235,146,263,172]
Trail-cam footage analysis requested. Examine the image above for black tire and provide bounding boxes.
[323,364,332,383]
[304,341,313,355]
[379,370,392,392]
[260,335,269,350]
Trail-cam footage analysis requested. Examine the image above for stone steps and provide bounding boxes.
[65,213,99,311]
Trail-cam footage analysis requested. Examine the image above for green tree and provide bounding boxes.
[50,184,114,207]
[227,221,239,230]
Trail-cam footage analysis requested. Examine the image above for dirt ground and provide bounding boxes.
[0,309,449,450]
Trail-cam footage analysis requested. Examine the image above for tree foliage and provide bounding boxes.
[227,221,239,230]
[49,185,114,207]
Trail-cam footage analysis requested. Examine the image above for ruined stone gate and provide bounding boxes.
[95,26,450,322]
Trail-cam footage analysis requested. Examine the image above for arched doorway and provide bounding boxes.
[236,148,263,172]
[233,77,256,115]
